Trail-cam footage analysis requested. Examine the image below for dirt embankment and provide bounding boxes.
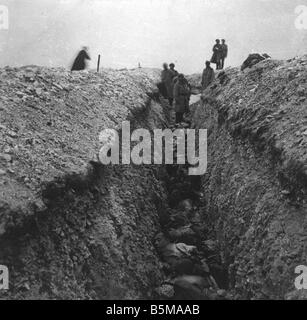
[0,66,171,299]
[191,56,307,299]
[1,56,306,300]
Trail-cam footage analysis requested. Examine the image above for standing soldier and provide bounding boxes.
[174,74,191,124]
[71,46,91,71]
[161,63,175,106]
[169,63,179,104]
[211,39,222,70]
[201,61,215,90]
[169,63,179,77]
[221,39,228,69]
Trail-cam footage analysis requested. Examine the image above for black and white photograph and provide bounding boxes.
[0,0,307,305]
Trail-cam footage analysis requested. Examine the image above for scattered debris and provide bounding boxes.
[241,53,271,71]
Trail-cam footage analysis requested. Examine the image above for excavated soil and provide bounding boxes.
[191,55,307,300]
[1,55,306,300]
[0,67,171,299]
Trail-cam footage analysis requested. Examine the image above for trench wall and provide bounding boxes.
[191,56,307,299]
[0,66,170,299]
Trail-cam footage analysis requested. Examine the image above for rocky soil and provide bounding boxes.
[0,54,306,300]
[0,65,236,300]
[191,55,307,299]
[0,66,171,299]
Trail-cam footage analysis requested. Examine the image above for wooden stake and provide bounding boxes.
[97,54,101,72]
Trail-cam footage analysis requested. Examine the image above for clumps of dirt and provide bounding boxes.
[191,55,307,299]
[241,53,271,71]
[0,66,160,232]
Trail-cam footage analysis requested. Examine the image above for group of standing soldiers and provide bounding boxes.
[71,41,228,125]
[159,40,228,124]
[159,63,192,124]
[201,39,228,91]
[211,39,228,70]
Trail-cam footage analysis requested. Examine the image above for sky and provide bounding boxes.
[0,0,306,74]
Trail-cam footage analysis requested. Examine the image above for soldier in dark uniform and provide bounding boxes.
[211,39,223,70]
[71,47,91,71]
[221,39,228,69]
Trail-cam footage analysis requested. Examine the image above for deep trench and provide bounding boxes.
[0,92,230,300]
[106,91,231,299]
[124,90,230,299]
[149,94,230,300]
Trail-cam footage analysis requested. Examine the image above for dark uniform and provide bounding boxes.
[71,48,91,71]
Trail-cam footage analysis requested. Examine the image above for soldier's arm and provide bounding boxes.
[211,70,215,82]
[174,84,179,101]
[85,51,91,60]
[161,71,166,82]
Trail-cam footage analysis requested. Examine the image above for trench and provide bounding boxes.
[2,60,304,300]
[0,86,230,300]
[150,94,231,300]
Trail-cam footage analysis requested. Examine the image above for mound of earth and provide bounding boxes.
[0,66,171,299]
[191,55,307,299]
